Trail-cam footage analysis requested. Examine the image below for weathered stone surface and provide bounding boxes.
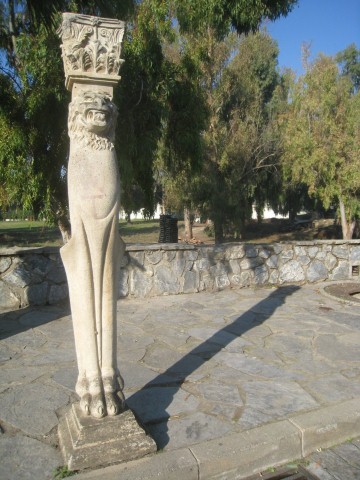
[266,255,279,268]
[0,434,62,480]
[59,403,156,470]
[0,280,19,309]
[333,245,349,259]
[24,282,49,305]
[240,257,263,270]
[48,284,68,304]
[130,269,153,296]
[183,270,199,293]
[149,411,232,450]
[281,249,294,261]
[225,244,245,260]
[3,263,32,288]
[245,246,257,258]
[279,260,305,283]
[239,380,319,429]
[46,265,66,283]
[0,383,69,436]
[350,246,360,262]
[330,260,350,280]
[307,260,328,282]
[145,250,163,265]
[0,257,11,273]
[254,265,269,284]
[126,387,200,423]
[325,253,337,270]
[23,254,51,277]
[118,269,129,297]
[154,265,180,295]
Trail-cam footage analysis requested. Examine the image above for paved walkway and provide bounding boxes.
[1,283,360,479]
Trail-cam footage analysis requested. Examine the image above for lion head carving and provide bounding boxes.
[68,91,118,150]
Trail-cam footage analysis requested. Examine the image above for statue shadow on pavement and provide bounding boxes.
[126,285,301,449]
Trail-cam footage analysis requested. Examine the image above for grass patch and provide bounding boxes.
[0,219,167,248]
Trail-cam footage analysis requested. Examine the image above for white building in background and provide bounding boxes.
[119,204,163,221]
[120,204,288,222]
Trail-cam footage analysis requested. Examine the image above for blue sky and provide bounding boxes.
[265,0,360,75]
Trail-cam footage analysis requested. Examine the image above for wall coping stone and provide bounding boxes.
[1,239,360,257]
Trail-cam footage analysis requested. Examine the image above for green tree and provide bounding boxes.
[184,30,284,243]
[0,0,298,241]
[280,52,360,239]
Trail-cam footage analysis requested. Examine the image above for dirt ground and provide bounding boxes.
[181,217,341,245]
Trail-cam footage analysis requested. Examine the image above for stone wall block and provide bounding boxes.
[129,251,145,267]
[183,271,199,293]
[129,269,153,297]
[193,257,211,272]
[212,246,226,262]
[185,249,198,262]
[24,282,49,306]
[307,246,319,258]
[239,271,255,287]
[279,260,305,283]
[240,257,263,270]
[3,263,33,288]
[333,245,349,259]
[47,265,67,284]
[280,249,294,262]
[258,247,272,259]
[215,274,231,289]
[329,261,350,281]
[229,259,241,274]
[0,257,11,273]
[254,265,269,284]
[201,273,215,291]
[164,250,176,262]
[273,244,283,254]
[269,270,279,284]
[154,265,180,295]
[172,252,186,277]
[119,253,129,268]
[266,255,279,268]
[145,250,163,265]
[23,254,52,278]
[306,260,328,282]
[245,246,257,258]
[224,244,245,260]
[118,269,129,298]
[350,246,360,263]
[325,253,337,270]
[294,246,306,256]
[0,279,20,309]
[297,255,310,266]
[48,284,68,305]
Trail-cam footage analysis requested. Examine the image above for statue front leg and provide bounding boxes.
[100,216,125,415]
[60,219,107,418]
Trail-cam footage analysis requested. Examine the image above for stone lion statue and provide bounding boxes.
[61,89,125,418]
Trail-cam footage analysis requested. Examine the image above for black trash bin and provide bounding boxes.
[159,215,178,243]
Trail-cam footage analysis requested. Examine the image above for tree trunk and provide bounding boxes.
[339,199,355,240]
[125,212,131,224]
[214,220,223,244]
[184,207,193,241]
[58,217,71,244]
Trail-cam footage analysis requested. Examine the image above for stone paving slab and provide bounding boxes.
[1,283,360,479]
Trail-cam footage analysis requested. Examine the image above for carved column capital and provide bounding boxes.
[58,12,125,92]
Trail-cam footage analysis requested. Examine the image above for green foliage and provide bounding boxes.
[280,52,360,238]
[0,0,298,234]
[52,466,76,479]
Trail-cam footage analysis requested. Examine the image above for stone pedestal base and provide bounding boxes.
[58,403,157,471]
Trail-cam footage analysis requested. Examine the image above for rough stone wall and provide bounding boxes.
[1,241,359,308]
[0,247,68,309]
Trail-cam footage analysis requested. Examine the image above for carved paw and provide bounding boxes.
[79,392,106,418]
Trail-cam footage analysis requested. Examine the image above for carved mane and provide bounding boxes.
[68,91,118,151]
